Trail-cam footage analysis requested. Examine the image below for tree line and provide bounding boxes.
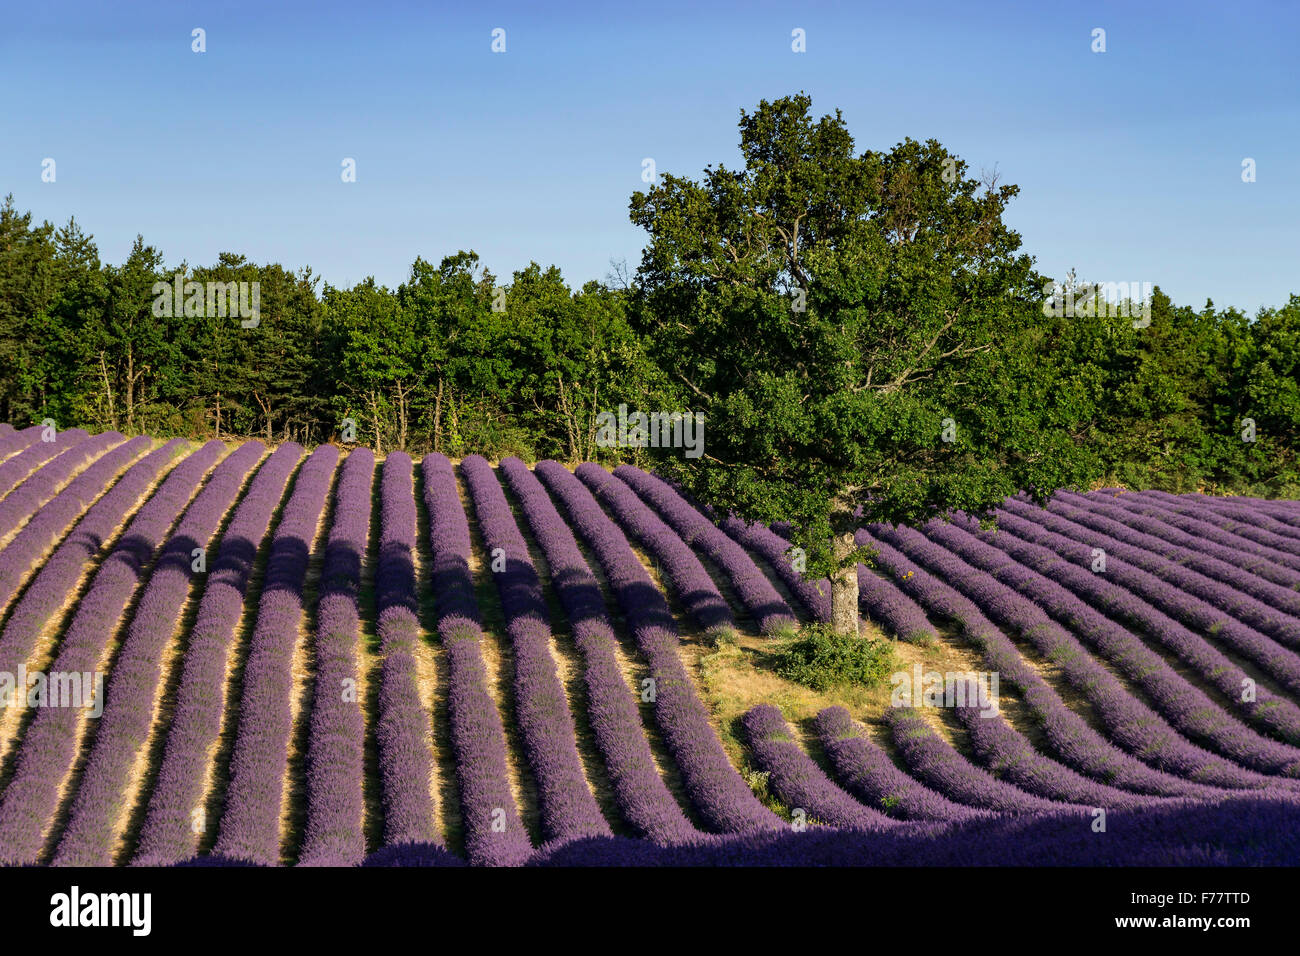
[0,182,1295,499]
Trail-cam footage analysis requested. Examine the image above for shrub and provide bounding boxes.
[773,623,897,691]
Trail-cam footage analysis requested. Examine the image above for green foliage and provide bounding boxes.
[773,623,898,691]
[0,203,662,461]
[0,85,1296,521]
[627,94,1107,582]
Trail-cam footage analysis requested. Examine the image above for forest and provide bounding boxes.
[0,178,1296,500]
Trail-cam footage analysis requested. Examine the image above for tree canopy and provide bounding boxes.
[0,92,1295,632]
[625,94,1217,632]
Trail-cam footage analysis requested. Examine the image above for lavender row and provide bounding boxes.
[884,706,1082,814]
[212,444,340,865]
[536,460,783,834]
[0,423,13,439]
[373,452,438,849]
[533,793,1300,866]
[741,705,895,830]
[462,455,612,843]
[1177,492,1300,540]
[719,517,831,620]
[922,517,1300,769]
[1076,489,1300,587]
[132,444,305,866]
[1064,489,1300,605]
[1104,491,1300,578]
[51,441,268,866]
[422,452,532,865]
[0,439,188,678]
[613,465,796,634]
[853,528,1225,799]
[1040,494,1300,648]
[950,685,1174,811]
[576,464,735,635]
[0,430,121,539]
[0,439,228,865]
[0,435,152,613]
[872,521,1299,790]
[499,457,697,843]
[855,564,939,644]
[0,428,89,498]
[814,707,987,821]
[298,448,375,866]
[0,424,40,459]
[978,506,1300,732]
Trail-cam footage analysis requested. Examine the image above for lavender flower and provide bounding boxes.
[132,443,305,866]
[0,439,229,865]
[613,465,795,633]
[499,456,697,844]
[536,460,783,834]
[52,441,268,866]
[298,448,376,866]
[212,444,340,866]
[741,704,896,830]
[373,453,438,849]
[421,453,533,866]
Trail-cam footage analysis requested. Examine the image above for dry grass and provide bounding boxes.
[405,470,447,847]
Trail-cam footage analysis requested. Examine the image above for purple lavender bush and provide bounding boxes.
[536,459,783,834]
[576,463,734,635]
[0,429,122,539]
[917,516,1300,774]
[853,528,1226,800]
[500,456,697,844]
[462,455,612,843]
[614,465,795,634]
[0,435,151,612]
[814,706,987,821]
[0,423,41,458]
[132,443,304,866]
[52,441,268,866]
[298,447,375,866]
[422,452,532,866]
[960,508,1300,737]
[0,427,89,498]
[871,521,1300,792]
[884,706,1082,814]
[741,704,896,830]
[0,439,228,865]
[212,444,340,866]
[950,681,1172,811]
[372,452,438,850]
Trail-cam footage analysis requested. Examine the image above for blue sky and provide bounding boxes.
[2,0,1296,312]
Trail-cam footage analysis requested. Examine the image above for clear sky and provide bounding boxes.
[2,0,1296,312]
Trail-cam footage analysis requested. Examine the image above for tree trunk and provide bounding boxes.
[394,381,409,451]
[125,346,135,431]
[830,531,860,636]
[98,352,118,429]
[433,376,444,452]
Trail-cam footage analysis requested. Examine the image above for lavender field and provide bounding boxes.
[1,422,1299,866]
